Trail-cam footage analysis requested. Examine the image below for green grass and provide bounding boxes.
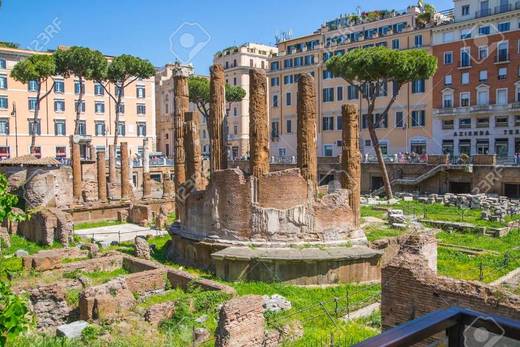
[73,219,123,230]
[364,225,407,242]
[361,206,387,219]
[63,268,129,285]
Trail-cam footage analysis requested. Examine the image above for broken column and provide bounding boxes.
[209,64,227,173]
[162,173,174,199]
[89,144,96,161]
[96,151,107,203]
[184,112,204,190]
[108,144,116,183]
[120,142,131,200]
[70,137,82,203]
[297,73,317,185]
[249,68,269,177]
[341,104,361,227]
[142,138,152,199]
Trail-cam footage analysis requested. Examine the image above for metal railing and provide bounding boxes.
[475,8,493,17]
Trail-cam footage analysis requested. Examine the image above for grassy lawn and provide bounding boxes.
[364,224,407,242]
[361,205,387,219]
[73,219,123,230]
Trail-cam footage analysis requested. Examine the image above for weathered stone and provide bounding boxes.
[80,243,99,258]
[96,151,107,202]
[162,173,175,199]
[108,144,117,185]
[120,142,131,200]
[144,301,175,326]
[29,284,70,329]
[341,104,361,227]
[14,249,28,257]
[0,227,10,248]
[18,207,73,246]
[209,64,227,173]
[56,320,89,339]
[142,138,152,198]
[263,294,291,312]
[134,236,151,260]
[296,73,317,185]
[184,111,204,190]
[249,68,269,177]
[193,327,210,346]
[20,167,72,209]
[71,140,82,203]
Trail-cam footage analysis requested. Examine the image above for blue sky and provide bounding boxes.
[1,0,453,75]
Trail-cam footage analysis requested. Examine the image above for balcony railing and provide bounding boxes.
[495,3,512,13]
[353,307,520,347]
[475,8,493,18]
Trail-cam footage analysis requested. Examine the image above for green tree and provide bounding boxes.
[54,46,107,135]
[327,46,437,199]
[10,54,56,153]
[0,42,19,49]
[0,174,24,224]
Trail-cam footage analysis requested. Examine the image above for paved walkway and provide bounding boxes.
[73,223,167,243]
[343,302,380,322]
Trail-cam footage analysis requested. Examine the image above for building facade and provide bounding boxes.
[268,6,443,162]
[432,0,520,158]
[0,46,155,160]
[213,43,277,160]
[155,64,209,158]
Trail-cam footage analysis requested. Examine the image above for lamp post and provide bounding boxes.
[10,101,18,157]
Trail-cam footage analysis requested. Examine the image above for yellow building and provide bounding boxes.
[268,6,437,161]
[0,46,155,159]
[213,43,277,160]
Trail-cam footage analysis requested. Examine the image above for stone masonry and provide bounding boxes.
[209,64,227,173]
[142,138,152,199]
[296,73,317,185]
[96,151,107,202]
[71,140,82,203]
[184,111,204,190]
[249,68,269,177]
[120,142,131,200]
[341,104,361,227]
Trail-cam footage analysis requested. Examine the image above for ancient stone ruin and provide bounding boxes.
[168,69,381,285]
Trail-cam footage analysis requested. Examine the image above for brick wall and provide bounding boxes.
[257,168,309,209]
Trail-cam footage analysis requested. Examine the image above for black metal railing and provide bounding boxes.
[353,307,520,347]
[475,8,493,17]
[495,3,512,13]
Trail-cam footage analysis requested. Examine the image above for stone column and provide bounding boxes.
[120,142,130,200]
[96,151,107,202]
[162,173,174,199]
[209,64,227,173]
[184,112,203,189]
[341,104,361,227]
[71,137,82,203]
[249,68,269,177]
[108,144,116,183]
[297,73,317,185]
[89,144,96,161]
[142,138,152,199]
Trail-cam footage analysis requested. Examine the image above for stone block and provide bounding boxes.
[56,321,89,339]
[144,302,175,326]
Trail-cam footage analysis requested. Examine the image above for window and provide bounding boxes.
[410,140,427,154]
[515,115,520,126]
[461,72,470,84]
[0,59,5,69]
[362,114,370,129]
[478,46,488,60]
[271,121,279,139]
[347,85,358,100]
[392,39,400,49]
[28,80,39,92]
[54,80,64,93]
[337,86,343,101]
[95,102,105,113]
[115,85,124,97]
[495,138,509,157]
[117,122,126,136]
[270,62,280,71]
[95,121,105,136]
[304,55,314,65]
[460,29,472,39]
[0,96,7,109]
[286,119,292,133]
[28,97,37,110]
[0,118,9,135]
[411,110,426,127]
[477,89,489,105]
[477,117,489,128]
[77,120,86,135]
[479,26,490,35]
[498,22,511,32]
[323,88,334,102]
[272,95,278,107]
[496,88,508,105]
[412,79,425,93]
[137,122,146,136]
[283,75,293,84]
[0,146,10,159]
[495,116,509,127]
[442,32,454,43]
[270,77,279,87]
[459,118,472,129]
[322,70,333,79]
[233,77,237,85]
[460,47,471,67]
[414,35,423,48]
[444,52,453,64]
[74,81,84,94]
[137,104,146,114]
[442,140,454,155]
[497,41,509,62]
[498,67,507,80]
[476,139,489,154]
[337,116,343,130]
[54,120,66,135]
[444,75,452,85]
[479,70,488,81]
[395,112,404,128]
[55,146,66,159]
[462,4,470,15]
[322,116,334,131]
[286,92,291,106]
[283,59,293,68]
[375,113,388,128]
[323,144,333,157]
[0,75,7,89]
[94,83,104,96]
[75,100,86,113]
[233,107,237,116]
[442,119,454,129]
[443,93,453,108]
[54,100,65,112]
[136,86,145,98]
[117,103,125,114]
[233,125,238,135]
[460,92,471,107]
[459,139,471,155]
[28,119,41,135]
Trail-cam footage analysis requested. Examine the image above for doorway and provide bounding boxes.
[449,181,471,194]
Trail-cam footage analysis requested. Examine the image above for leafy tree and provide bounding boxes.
[10,55,56,153]
[0,42,19,49]
[327,46,437,199]
[0,281,31,347]
[54,46,107,134]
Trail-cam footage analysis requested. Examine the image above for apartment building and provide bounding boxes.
[268,6,441,160]
[432,0,520,157]
[213,43,277,160]
[155,64,209,158]
[0,46,155,160]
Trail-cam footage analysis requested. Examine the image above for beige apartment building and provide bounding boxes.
[0,46,155,160]
[213,43,277,160]
[155,64,209,159]
[268,6,443,161]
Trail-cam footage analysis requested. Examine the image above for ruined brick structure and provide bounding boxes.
[18,207,73,246]
[71,140,82,203]
[184,111,204,190]
[296,73,317,185]
[341,104,361,227]
[249,68,270,177]
[209,64,227,172]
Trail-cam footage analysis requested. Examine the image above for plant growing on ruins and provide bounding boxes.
[54,46,107,135]
[10,54,56,154]
[327,46,437,199]
[0,281,31,346]
[0,174,24,224]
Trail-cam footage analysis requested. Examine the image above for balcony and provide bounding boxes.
[475,8,493,18]
[495,3,512,13]
[354,307,520,347]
